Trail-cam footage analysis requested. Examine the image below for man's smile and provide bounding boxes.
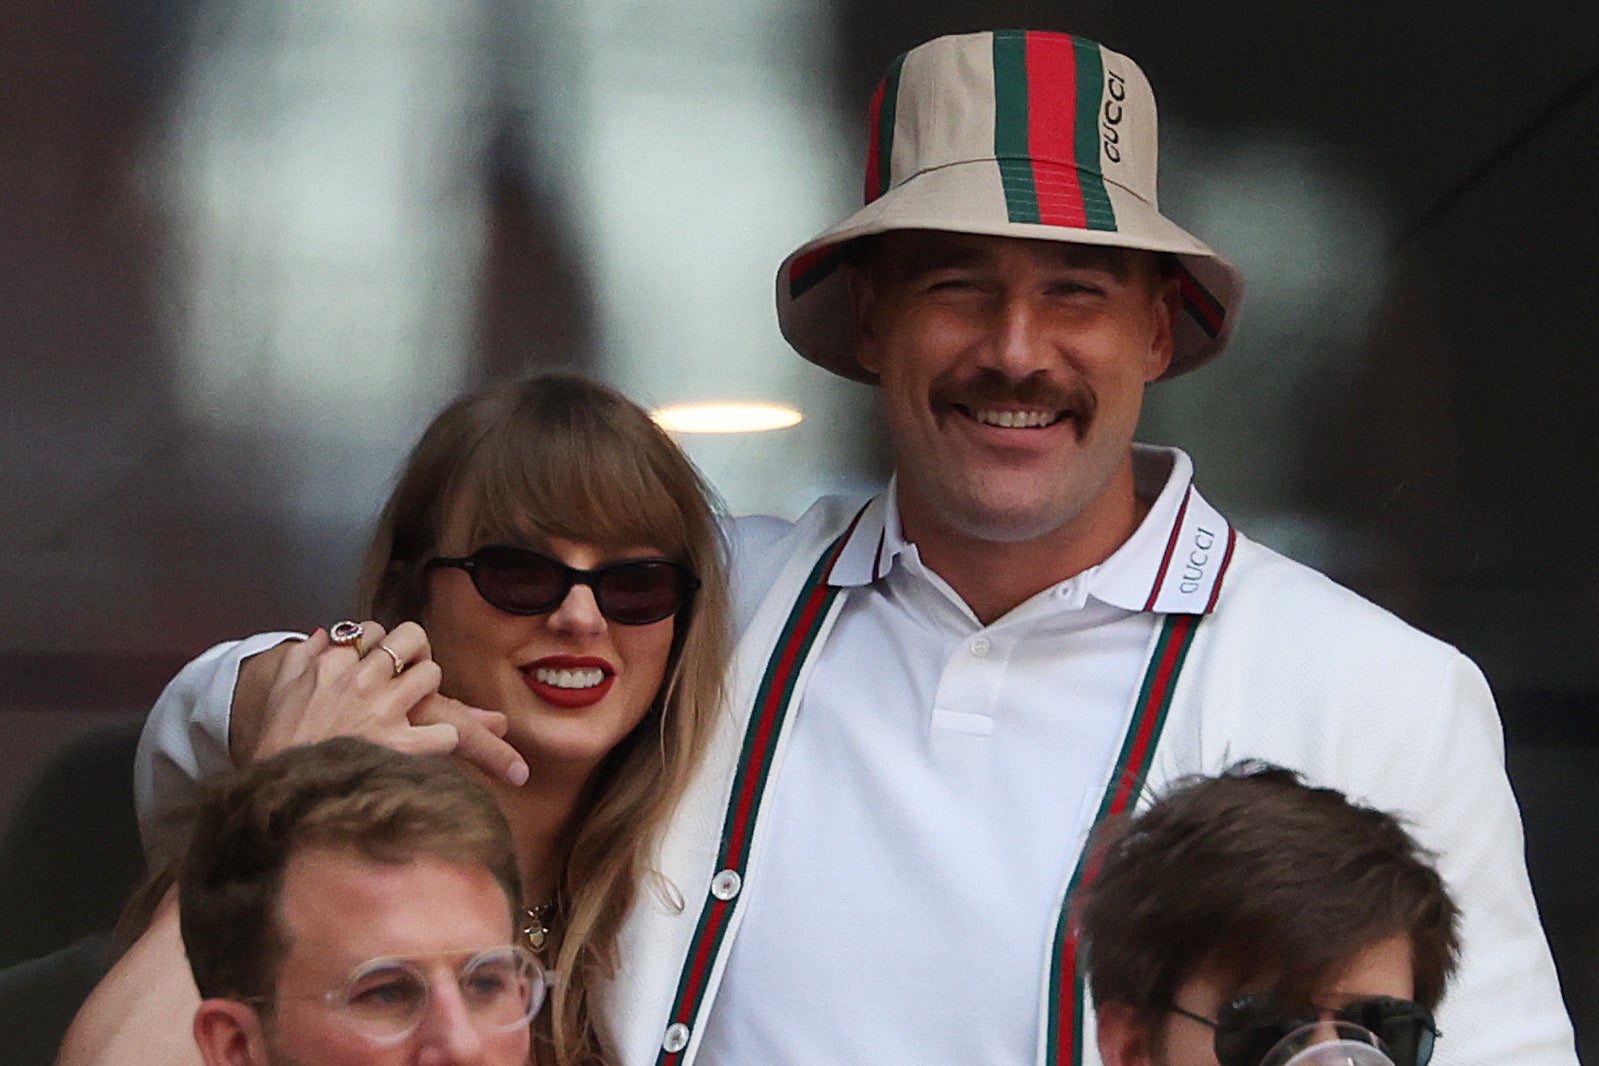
[958,405,1067,429]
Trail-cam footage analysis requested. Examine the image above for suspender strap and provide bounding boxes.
[1045,611,1203,1066]
[654,515,1203,1066]
[655,517,861,1065]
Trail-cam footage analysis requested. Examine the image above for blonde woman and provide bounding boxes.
[65,374,731,1066]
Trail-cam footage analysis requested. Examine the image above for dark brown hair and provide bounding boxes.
[355,372,730,1065]
[178,737,520,1002]
[1078,762,1460,1030]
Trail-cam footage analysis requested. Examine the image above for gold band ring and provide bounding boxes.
[376,644,406,678]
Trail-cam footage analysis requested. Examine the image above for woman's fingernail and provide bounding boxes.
[506,760,530,788]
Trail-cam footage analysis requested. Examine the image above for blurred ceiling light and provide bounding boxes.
[653,401,803,434]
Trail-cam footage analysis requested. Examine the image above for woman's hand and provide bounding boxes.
[250,622,530,787]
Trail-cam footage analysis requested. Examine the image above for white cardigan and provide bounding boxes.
[596,493,1577,1066]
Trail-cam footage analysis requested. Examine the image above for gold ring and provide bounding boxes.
[377,644,406,678]
[329,620,366,656]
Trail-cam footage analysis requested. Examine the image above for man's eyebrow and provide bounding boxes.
[1040,244,1135,280]
[890,240,987,276]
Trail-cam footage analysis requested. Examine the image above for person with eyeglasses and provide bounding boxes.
[1078,763,1459,1066]
[75,373,731,1066]
[180,737,540,1066]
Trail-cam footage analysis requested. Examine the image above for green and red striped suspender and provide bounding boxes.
[655,523,1202,1066]
[1046,611,1200,1066]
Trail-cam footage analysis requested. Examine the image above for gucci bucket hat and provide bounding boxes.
[776,29,1244,383]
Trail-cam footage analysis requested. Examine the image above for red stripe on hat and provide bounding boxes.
[1025,32,1088,228]
[863,78,887,204]
[1175,260,1226,338]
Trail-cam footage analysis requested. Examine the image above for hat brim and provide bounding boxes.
[776,158,1244,384]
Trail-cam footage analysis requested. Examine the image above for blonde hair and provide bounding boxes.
[356,373,730,1065]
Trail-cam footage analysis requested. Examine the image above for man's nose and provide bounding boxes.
[412,983,489,1066]
[987,296,1047,375]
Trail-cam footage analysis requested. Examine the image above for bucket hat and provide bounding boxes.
[776,30,1244,383]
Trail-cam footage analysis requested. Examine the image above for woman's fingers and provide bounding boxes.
[390,720,460,757]
[250,619,527,786]
[255,619,445,761]
[414,694,529,787]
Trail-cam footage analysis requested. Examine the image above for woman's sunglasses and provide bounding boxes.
[1173,993,1438,1066]
[427,546,699,626]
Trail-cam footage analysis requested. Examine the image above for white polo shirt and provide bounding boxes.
[697,446,1226,1064]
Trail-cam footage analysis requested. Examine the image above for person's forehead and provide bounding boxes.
[275,847,515,984]
[870,228,1142,278]
[1189,933,1418,1010]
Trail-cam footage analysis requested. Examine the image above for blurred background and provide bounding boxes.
[1,0,1595,1057]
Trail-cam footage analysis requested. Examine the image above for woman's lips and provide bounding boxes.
[522,655,616,709]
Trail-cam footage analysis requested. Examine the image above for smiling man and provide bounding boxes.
[599,28,1574,1066]
[132,28,1576,1066]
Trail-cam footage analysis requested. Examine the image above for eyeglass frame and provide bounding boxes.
[249,944,548,1047]
[426,544,700,626]
[1170,992,1439,1066]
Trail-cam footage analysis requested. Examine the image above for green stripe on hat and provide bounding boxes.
[1071,37,1117,230]
[992,30,1041,223]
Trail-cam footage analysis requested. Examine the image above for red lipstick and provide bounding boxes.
[522,655,616,709]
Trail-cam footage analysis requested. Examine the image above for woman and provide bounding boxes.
[63,373,732,1066]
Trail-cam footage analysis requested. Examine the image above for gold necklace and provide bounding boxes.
[522,901,558,953]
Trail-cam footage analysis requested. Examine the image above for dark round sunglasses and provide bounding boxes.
[427,545,699,626]
[1173,994,1438,1066]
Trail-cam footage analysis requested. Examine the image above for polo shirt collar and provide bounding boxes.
[823,446,1235,615]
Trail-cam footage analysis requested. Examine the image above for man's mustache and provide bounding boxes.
[932,369,1097,423]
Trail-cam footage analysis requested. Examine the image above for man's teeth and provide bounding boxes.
[973,408,1058,428]
[534,667,606,689]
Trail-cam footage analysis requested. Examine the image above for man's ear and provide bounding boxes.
[847,264,885,377]
[1097,1001,1156,1066]
[1143,273,1180,383]
[193,998,269,1066]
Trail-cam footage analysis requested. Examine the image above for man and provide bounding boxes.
[68,738,540,1066]
[135,29,1576,1066]
[1079,763,1459,1066]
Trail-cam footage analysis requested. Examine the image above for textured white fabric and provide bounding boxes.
[694,465,1184,1064]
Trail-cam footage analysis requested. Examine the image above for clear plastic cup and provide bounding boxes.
[1261,1021,1397,1066]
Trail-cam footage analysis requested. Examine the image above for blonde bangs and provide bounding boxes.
[444,382,699,565]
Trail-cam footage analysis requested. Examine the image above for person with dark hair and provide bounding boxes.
[1080,764,1459,1066]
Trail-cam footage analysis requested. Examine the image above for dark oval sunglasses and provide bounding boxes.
[427,545,699,626]
[1173,993,1438,1066]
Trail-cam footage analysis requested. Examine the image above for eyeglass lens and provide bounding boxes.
[439,546,697,625]
[339,947,541,1044]
[1214,995,1435,1066]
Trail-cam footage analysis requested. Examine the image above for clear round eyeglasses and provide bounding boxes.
[276,945,547,1046]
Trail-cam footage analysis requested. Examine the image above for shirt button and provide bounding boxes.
[663,1022,690,1053]
[710,869,743,900]
[970,636,991,657]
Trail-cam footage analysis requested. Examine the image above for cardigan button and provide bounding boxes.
[663,1022,691,1054]
[710,869,743,900]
